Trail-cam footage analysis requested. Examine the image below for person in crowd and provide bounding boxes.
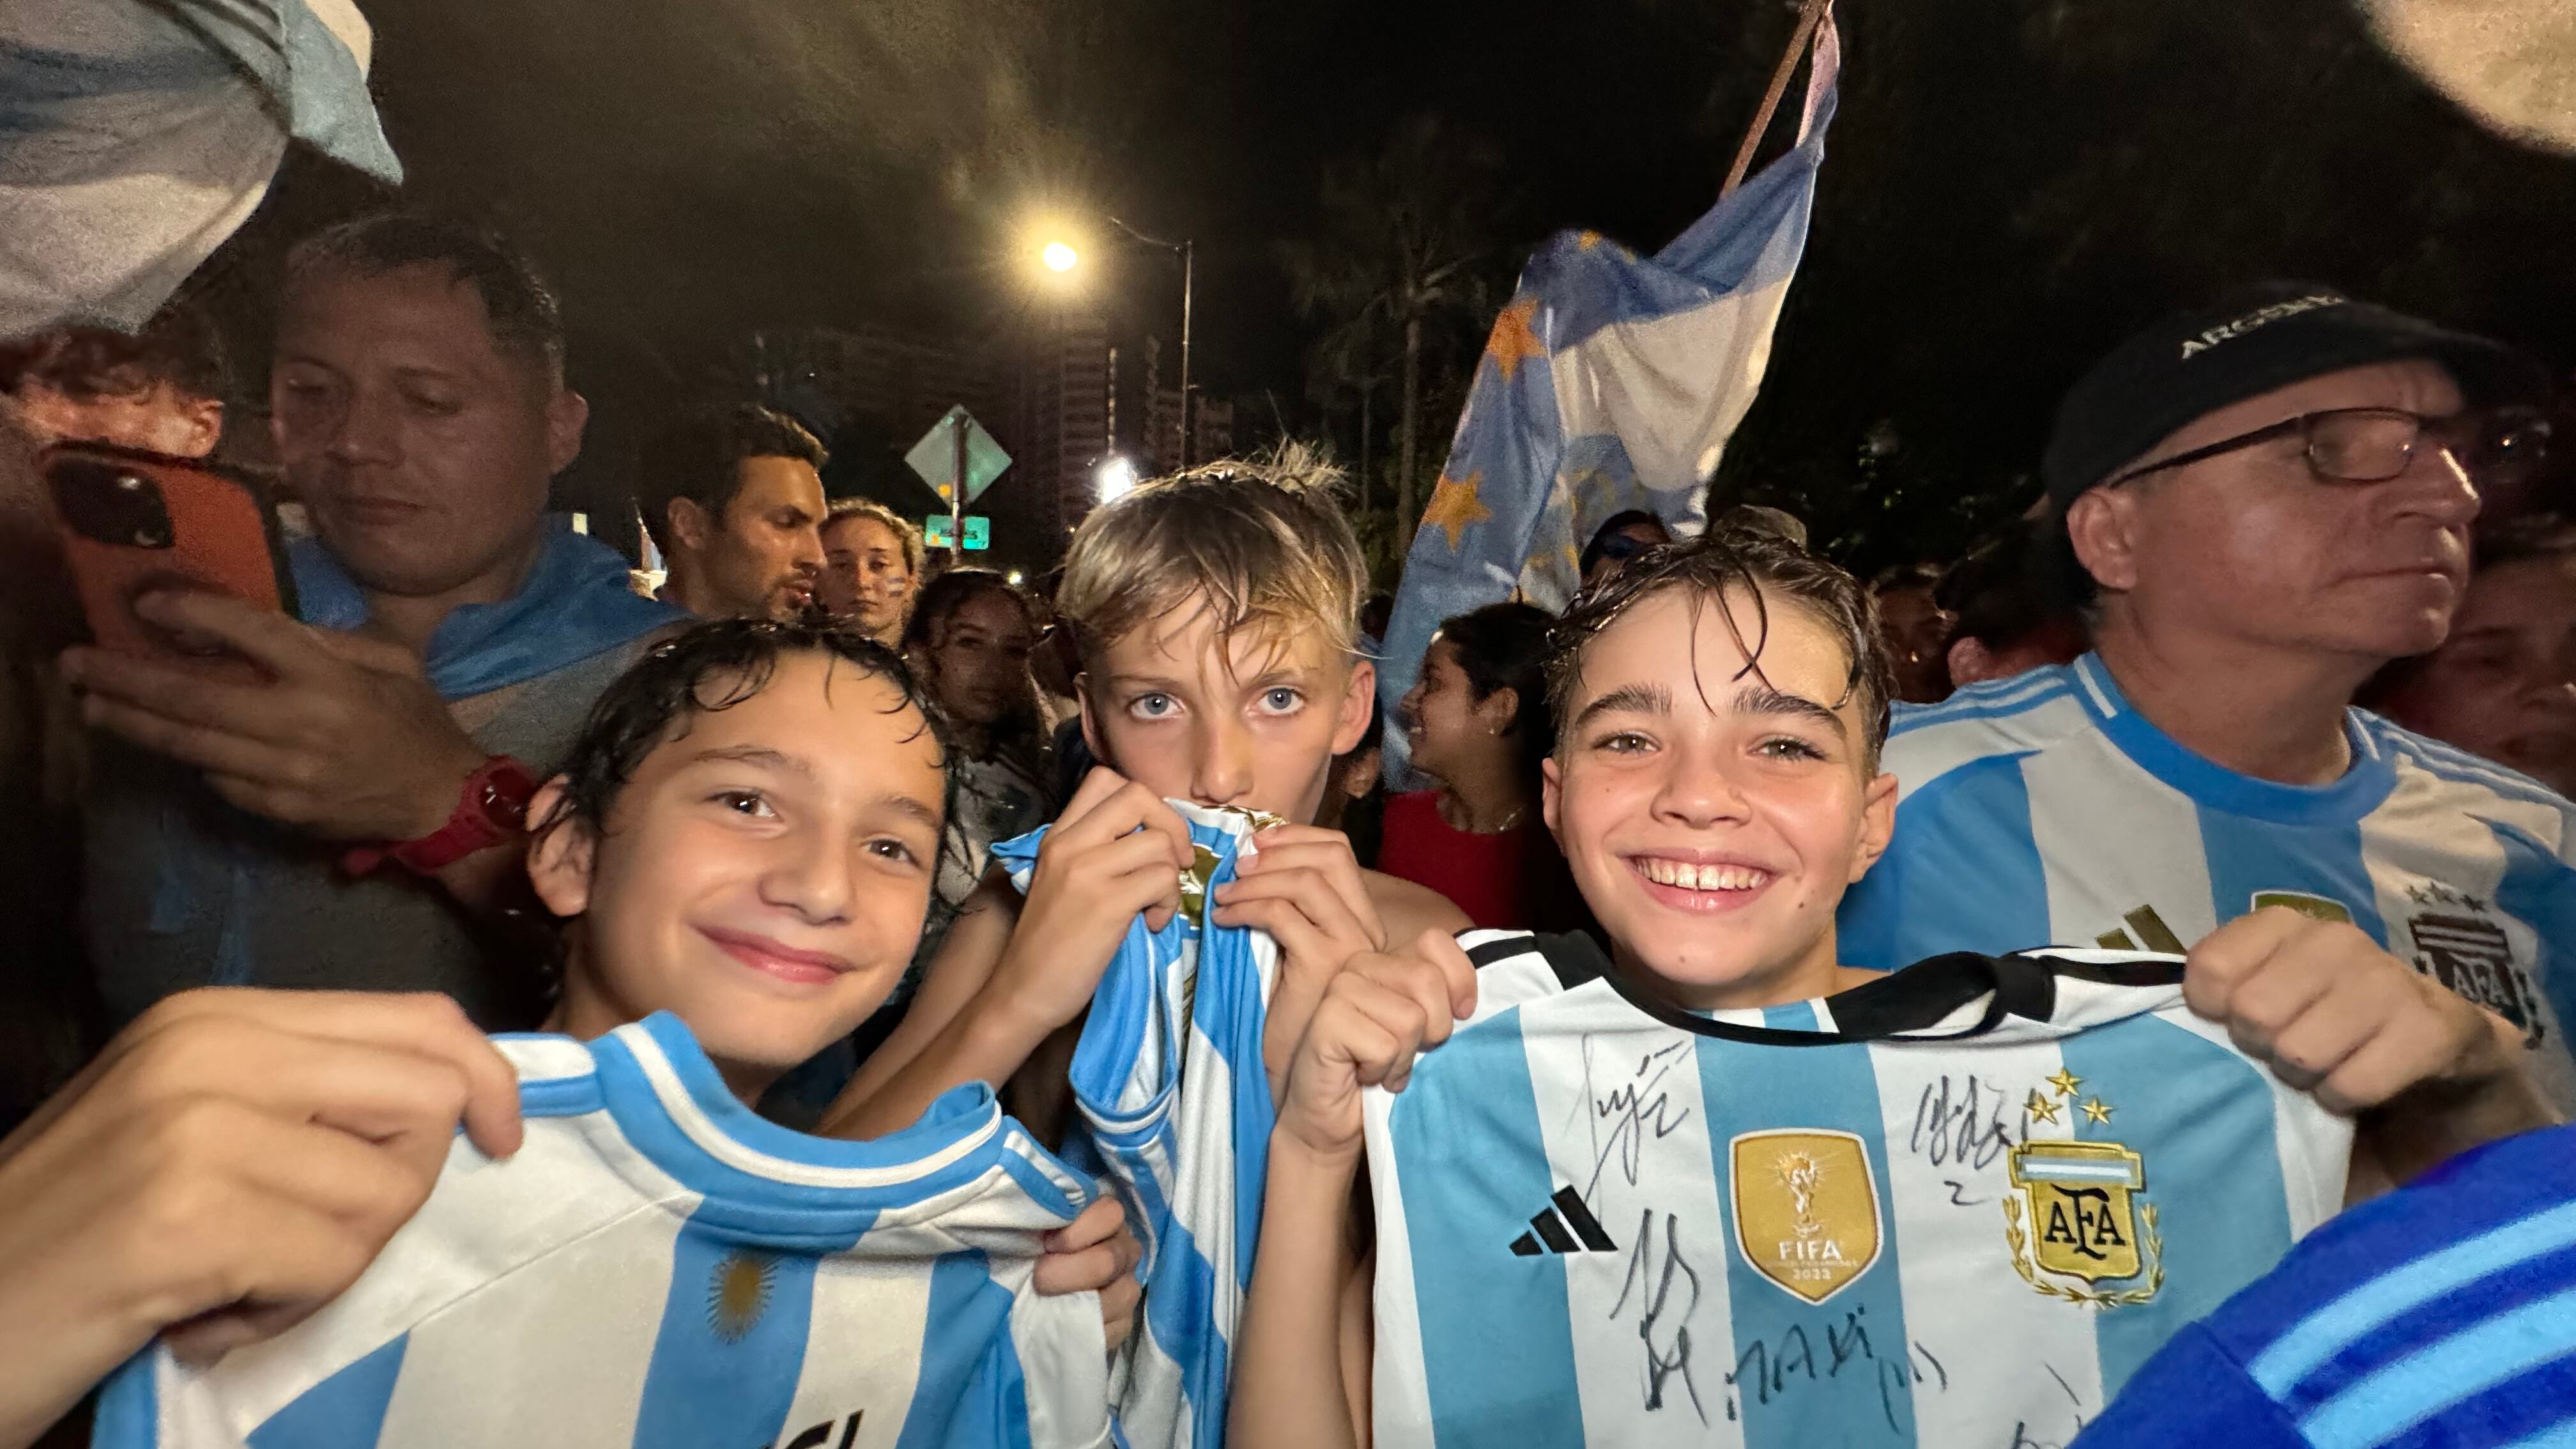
[0,303,226,458]
[2372,514,2576,798]
[1838,282,2576,1114]
[64,211,682,1030]
[899,568,1055,977]
[636,402,828,622]
[1937,521,2090,687]
[0,306,233,1130]
[822,454,1469,1141]
[1871,559,1954,703]
[0,622,1146,1448]
[1382,601,1586,932]
[817,494,921,645]
[1228,526,2554,1449]
[1577,508,1669,590]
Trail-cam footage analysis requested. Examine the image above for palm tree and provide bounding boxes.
[1279,118,1508,529]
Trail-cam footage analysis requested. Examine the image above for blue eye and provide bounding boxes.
[1130,694,1177,719]
[1260,687,1302,714]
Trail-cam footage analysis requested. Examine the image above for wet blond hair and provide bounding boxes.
[1057,443,1365,669]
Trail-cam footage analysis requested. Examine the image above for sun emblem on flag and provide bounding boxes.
[707,1250,778,1342]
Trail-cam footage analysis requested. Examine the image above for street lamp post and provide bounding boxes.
[1041,217,1195,470]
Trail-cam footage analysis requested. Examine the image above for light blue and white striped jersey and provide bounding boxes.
[1839,653,2576,1112]
[2073,1123,2576,1449]
[1363,930,2354,1449]
[993,802,1283,1449]
[93,1013,1114,1449]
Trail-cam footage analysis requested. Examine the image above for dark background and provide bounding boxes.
[204,0,2576,571]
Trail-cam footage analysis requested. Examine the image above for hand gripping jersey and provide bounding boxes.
[1363,931,2355,1449]
[993,802,1284,1449]
[2074,1124,2576,1449]
[1840,654,2576,1111]
[93,1013,1114,1449]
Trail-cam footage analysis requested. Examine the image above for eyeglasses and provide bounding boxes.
[2104,406,2552,489]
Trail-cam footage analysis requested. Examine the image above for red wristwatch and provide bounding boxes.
[342,756,540,877]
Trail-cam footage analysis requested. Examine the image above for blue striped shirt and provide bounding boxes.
[2074,1124,2576,1449]
[1839,654,2576,1111]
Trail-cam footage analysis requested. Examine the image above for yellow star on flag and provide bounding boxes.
[2081,1098,2115,1125]
[2025,1089,2062,1126]
[1483,298,1547,382]
[2046,1068,2083,1098]
[1420,470,1492,552]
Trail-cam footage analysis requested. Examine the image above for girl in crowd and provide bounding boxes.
[900,568,1057,978]
[1381,601,1587,933]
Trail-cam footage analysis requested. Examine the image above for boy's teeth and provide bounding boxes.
[1641,858,1767,891]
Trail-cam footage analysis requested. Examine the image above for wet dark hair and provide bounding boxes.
[0,300,229,404]
[286,211,565,376]
[537,618,953,847]
[1436,601,1556,779]
[637,402,829,554]
[1547,523,1894,771]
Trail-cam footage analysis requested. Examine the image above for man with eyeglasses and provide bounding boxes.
[1839,282,2576,1119]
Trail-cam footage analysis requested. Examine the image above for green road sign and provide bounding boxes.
[923,515,992,551]
[904,406,1011,507]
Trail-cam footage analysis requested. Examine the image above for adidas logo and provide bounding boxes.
[1509,1187,1619,1257]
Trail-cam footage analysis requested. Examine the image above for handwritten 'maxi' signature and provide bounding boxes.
[1724,1301,1950,1436]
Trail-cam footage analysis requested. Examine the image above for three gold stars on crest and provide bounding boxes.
[2025,1067,2113,1128]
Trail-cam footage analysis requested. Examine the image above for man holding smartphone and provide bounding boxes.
[63,213,680,1030]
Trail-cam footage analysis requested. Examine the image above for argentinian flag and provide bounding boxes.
[0,0,401,335]
[1377,15,1839,786]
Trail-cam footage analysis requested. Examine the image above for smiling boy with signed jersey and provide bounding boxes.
[1225,526,2552,1449]
[1362,931,2350,1447]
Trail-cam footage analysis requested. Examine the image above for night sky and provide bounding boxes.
[223,0,2576,565]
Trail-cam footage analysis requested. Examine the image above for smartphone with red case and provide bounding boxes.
[40,441,296,660]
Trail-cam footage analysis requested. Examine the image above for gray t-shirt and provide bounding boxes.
[82,636,657,1031]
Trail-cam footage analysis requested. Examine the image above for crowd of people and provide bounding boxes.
[0,207,2570,1449]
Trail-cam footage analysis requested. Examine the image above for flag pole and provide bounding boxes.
[1721,0,1830,201]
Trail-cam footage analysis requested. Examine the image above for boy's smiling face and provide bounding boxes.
[1081,596,1373,824]
[1545,586,1896,1010]
[531,650,947,1096]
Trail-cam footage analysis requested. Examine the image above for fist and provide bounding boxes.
[1276,930,1478,1163]
[2184,907,2505,1116]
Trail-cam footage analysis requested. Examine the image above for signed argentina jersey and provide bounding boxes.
[993,801,1285,1449]
[1839,654,2576,1111]
[95,1013,1113,1449]
[1363,931,2353,1449]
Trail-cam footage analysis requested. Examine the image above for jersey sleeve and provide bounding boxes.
[1840,749,2058,969]
[2066,1322,2307,1448]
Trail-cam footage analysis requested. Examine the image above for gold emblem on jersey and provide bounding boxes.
[1730,1130,1883,1305]
[2003,1139,2164,1306]
[708,1250,778,1342]
[1176,807,1286,921]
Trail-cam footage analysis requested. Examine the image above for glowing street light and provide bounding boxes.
[1095,454,1138,503]
[1041,240,1078,273]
